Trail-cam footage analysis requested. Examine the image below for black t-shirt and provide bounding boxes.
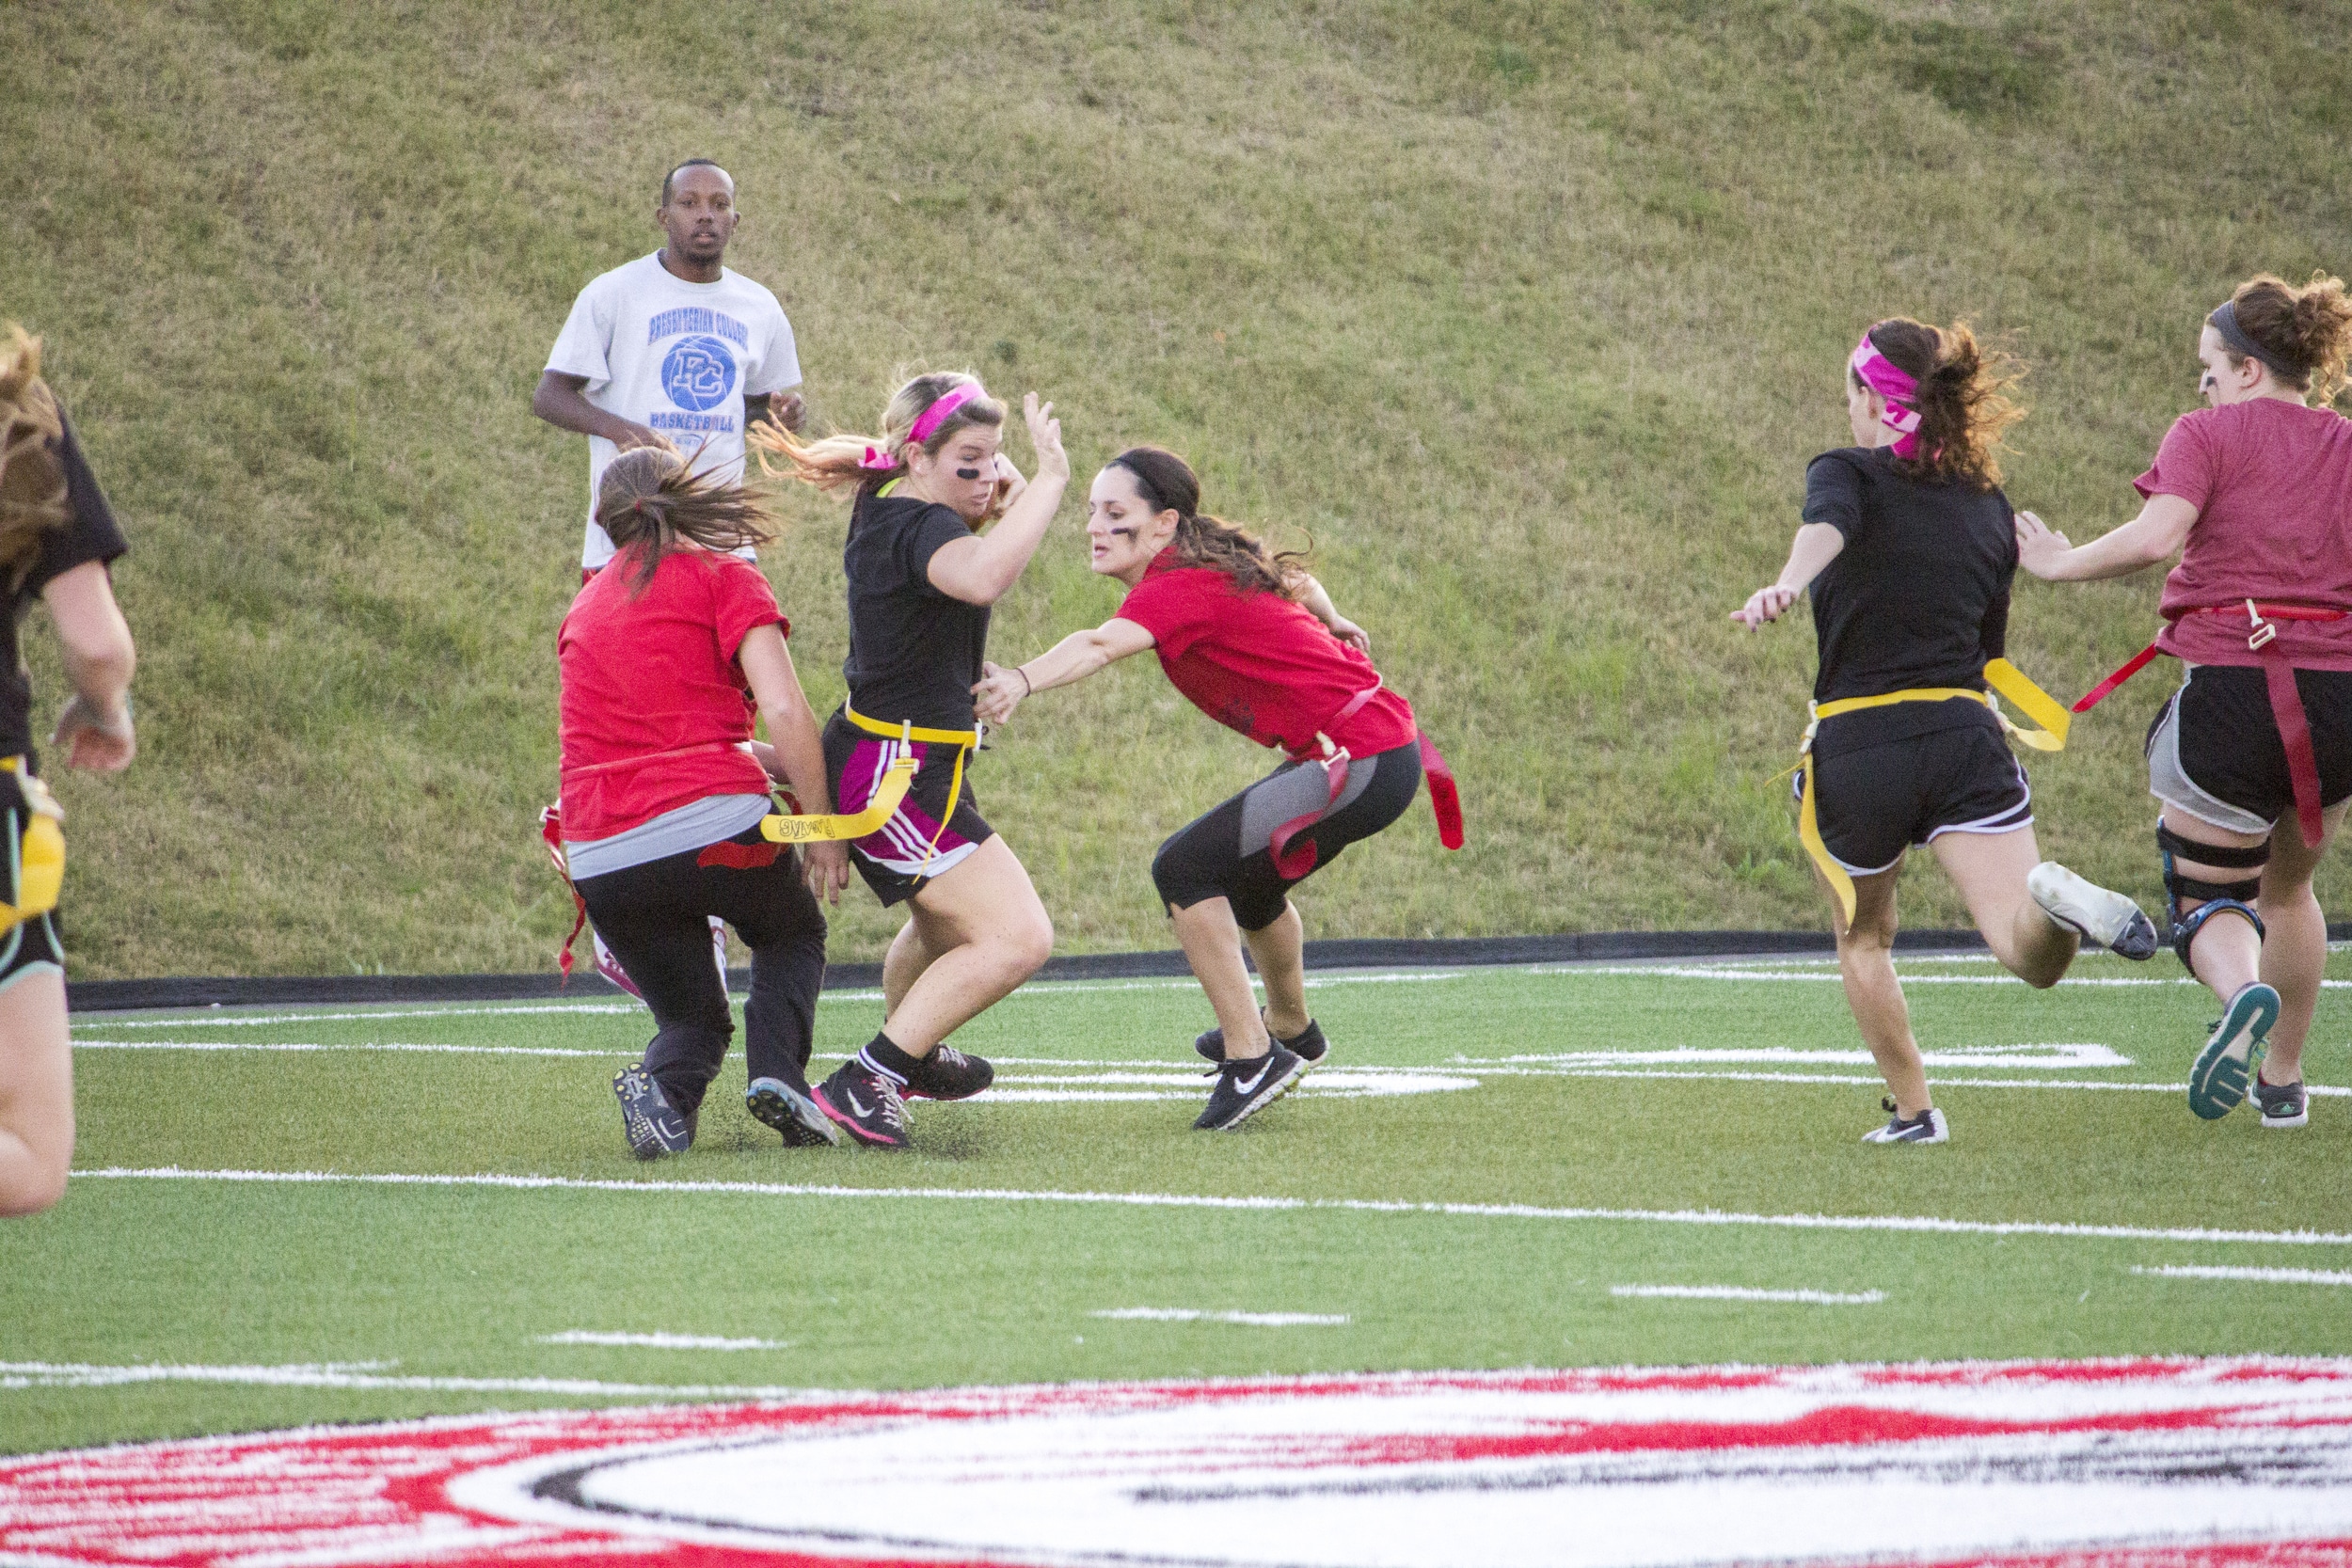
[1802,447,2013,757]
[840,490,989,731]
[2,406,130,757]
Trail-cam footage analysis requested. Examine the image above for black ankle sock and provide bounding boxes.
[859,1034,919,1085]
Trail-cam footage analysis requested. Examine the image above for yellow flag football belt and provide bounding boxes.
[0,756,64,932]
[1794,658,2071,925]
[757,704,981,852]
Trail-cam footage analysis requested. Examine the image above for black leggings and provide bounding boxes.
[1152,738,1423,931]
[575,819,828,1116]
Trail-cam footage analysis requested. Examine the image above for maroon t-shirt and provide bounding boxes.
[2137,400,2352,669]
[558,544,784,838]
[1115,551,1417,760]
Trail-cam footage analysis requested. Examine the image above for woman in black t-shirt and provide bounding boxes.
[755,373,1068,1148]
[0,327,138,1218]
[1733,317,2154,1146]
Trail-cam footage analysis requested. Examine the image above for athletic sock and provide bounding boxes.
[858,1034,919,1087]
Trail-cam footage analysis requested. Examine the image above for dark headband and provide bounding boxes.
[1108,455,1184,519]
[2209,299,2302,381]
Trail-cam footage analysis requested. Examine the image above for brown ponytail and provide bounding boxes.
[749,370,1006,501]
[0,325,69,593]
[595,444,775,594]
[2218,272,2352,404]
[1106,446,1309,598]
[1859,317,2026,490]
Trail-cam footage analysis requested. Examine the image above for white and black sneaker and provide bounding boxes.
[2253,1075,2310,1130]
[746,1075,839,1148]
[900,1043,995,1101]
[613,1063,694,1160]
[1195,1012,1329,1068]
[1862,1097,1948,1145]
[1194,1044,1308,1132]
[815,1061,911,1150]
[2190,982,2280,1121]
[2027,862,2160,960]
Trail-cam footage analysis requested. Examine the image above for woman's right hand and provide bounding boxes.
[972,660,1028,725]
[2013,511,2075,580]
[803,839,851,905]
[1731,585,1797,629]
[52,693,135,771]
[1024,393,1067,481]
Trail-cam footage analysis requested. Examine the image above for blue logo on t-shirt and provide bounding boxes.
[661,335,739,412]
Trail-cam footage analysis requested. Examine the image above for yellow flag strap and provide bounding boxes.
[841,702,978,749]
[759,756,918,843]
[1795,659,2071,926]
[0,756,64,930]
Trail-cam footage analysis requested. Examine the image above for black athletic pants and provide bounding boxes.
[574,824,828,1117]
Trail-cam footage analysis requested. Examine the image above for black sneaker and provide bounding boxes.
[814,1061,911,1149]
[2253,1076,2310,1131]
[1194,1044,1308,1132]
[1861,1096,1948,1145]
[1194,1012,1328,1067]
[746,1075,839,1148]
[613,1063,693,1160]
[899,1043,994,1101]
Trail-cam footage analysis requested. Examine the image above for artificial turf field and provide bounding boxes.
[6,949,2349,1466]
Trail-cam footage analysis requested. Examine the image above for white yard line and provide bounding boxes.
[72,1167,2352,1248]
[1611,1285,1885,1305]
[1090,1308,1349,1326]
[2131,1264,2352,1287]
[535,1332,788,1351]
[0,1359,816,1398]
[74,1040,625,1057]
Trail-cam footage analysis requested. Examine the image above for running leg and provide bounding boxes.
[1830,860,1931,1118]
[1172,896,1272,1059]
[2255,799,2345,1086]
[1930,823,2075,988]
[1244,900,1310,1040]
[0,970,71,1216]
[882,917,941,1024]
[2160,810,2269,1003]
[881,835,1053,1053]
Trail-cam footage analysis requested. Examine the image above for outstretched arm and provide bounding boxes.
[1295,575,1370,653]
[43,561,135,771]
[2015,495,2197,582]
[1731,523,1844,629]
[924,394,1070,607]
[738,625,850,904]
[972,618,1156,724]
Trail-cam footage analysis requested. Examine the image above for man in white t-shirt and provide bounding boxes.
[532,159,805,575]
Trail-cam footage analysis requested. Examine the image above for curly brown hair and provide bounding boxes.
[595,444,776,594]
[1105,446,1308,598]
[0,324,70,593]
[749,370,1008,517]
[1855,317,2026,491]
[2219,272,2352,404]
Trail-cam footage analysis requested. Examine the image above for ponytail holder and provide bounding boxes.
[857,445,900,471]
[630,499,646,515]
[1849,332,1924,460]
[906,382,984,447]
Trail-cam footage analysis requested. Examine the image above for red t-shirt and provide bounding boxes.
[2138,400,2352,670]
[559,545,784,839]
[1115,552,1417,760]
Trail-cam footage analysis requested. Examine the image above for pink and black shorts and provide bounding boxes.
[820,711,992,905]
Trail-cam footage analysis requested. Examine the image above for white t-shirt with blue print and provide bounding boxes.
[546,252,802,569]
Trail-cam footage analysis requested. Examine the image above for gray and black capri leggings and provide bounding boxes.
[1152,738,1423,931]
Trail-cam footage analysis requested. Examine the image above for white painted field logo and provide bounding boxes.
[6,1357,2351,1566]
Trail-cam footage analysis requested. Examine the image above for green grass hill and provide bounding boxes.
[5,0,2348,978]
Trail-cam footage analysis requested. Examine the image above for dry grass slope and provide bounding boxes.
[2,0,2348,975]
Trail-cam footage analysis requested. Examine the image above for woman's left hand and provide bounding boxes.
[972,660,1029,724]
[52,693,135,771]
[1327,614,1371,655]
[2014,511,2075,580]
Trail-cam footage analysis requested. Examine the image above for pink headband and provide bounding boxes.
[856,382,987,471]
[1849,333,1922,459]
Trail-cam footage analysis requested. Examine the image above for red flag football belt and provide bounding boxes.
[1267,684,1466,879]
[2074,599,2350,847]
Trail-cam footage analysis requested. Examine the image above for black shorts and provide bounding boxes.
[820,711,993,907]
[2145,666,2352,835]
[1800,721,2031,876]
[1152,739,1423,931]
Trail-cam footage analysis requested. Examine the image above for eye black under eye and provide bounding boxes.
[956,467,982,480]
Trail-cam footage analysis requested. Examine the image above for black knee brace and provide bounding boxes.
[2157,824,2268,974]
